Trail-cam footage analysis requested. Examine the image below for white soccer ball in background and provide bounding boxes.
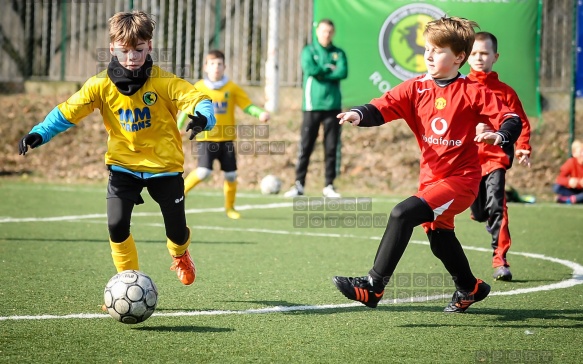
[104,270,158,324]
[260,175,282,195]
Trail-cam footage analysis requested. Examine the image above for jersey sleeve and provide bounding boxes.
[57,75,103,124]
[233,83,254,110]
[30,75,102,145]
[505,87,532,153]
[369,80,414,122]
[474,86,517,129]
[168,77,211,114]
[170,78,215,131]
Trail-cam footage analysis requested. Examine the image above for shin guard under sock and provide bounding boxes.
[110,234,139,272]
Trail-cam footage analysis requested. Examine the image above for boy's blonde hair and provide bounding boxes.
[572,140,582,155]
[109,11,156,47]
[424,16,479,67]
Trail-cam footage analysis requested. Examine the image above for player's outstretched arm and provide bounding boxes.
[476,115,522,146]
[338,111,361,126]
[339,104,385,127]
[243,104,269,122]
[18,106,75,155]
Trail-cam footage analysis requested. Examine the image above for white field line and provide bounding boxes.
[0,203,294,223]
[1,203,583,321]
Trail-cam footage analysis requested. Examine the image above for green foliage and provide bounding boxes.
[1,180,583,363]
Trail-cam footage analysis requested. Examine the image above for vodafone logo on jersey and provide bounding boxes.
[422,118,462,147]
[431,117,447,135]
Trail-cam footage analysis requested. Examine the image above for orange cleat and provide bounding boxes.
[170,250,196,285]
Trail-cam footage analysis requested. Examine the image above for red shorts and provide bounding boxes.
[415,176,480,232]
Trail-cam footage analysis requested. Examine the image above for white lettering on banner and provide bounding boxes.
[369,71,392,93]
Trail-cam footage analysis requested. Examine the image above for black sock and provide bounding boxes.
[428,229,477,291]
[369,196,434,282]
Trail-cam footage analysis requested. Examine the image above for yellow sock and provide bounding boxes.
[224,181,240,219]
[184,171,203,195]
[224,181,237,210]
[167,227,191,257]
[110,234,139,272]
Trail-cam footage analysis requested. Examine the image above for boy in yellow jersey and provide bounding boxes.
[18,11,216,286]
[178,50,270,220]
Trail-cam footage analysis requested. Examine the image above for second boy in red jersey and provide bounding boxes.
[332,17,522,313]
[467,32,532,281]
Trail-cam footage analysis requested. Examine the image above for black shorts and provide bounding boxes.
[106,170,187,244]
[106,169,184,206]
[195,141,237,172]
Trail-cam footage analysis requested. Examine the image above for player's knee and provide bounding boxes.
[108,219,130,242]
[224,171,237,182]
[390,196,429,221]
[196,167,212,180]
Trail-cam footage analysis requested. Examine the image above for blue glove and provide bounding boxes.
[19,133,43,155]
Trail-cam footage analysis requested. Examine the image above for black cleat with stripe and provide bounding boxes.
[333,275,384,308]
[444,279,490,313]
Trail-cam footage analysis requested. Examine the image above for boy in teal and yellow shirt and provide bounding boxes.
[19,11,216,286]
[178,50,269,219]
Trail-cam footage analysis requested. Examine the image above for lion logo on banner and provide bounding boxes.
[378,4,444,81]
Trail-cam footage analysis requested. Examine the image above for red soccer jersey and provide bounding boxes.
[556,157,583,188]
[469,69,532,175]
[370,73,518,188]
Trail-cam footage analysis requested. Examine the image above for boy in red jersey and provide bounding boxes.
[553,140,583,204]
[467,32,532,281]
[332,17,522,313]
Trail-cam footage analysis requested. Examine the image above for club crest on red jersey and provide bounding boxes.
[435,97,446,110]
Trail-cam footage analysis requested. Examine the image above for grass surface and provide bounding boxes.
[1,180,582,363]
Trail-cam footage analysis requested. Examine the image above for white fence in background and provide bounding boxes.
[0,0,312,87]
[0,0,576,93]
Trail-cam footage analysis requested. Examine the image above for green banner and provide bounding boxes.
[314,0,541,117]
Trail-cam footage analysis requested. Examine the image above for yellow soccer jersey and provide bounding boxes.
[57,66,210,173]
[193,80,253,142]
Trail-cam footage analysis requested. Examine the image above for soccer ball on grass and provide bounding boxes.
[103,270,158,324]
[260,174,282,195]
